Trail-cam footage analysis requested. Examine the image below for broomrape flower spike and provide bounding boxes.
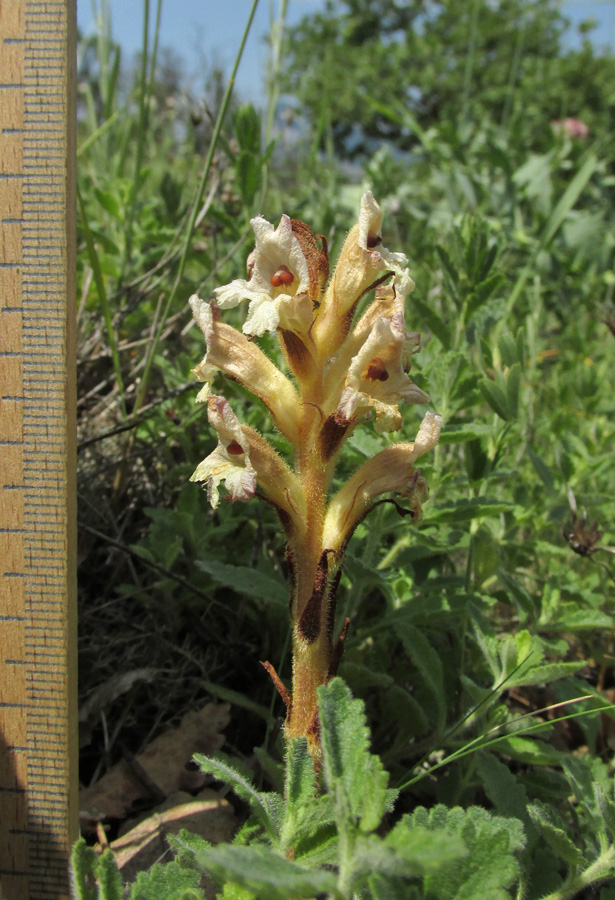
[189,192,442,753]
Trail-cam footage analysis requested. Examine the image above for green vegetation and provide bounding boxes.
[75,1,615,897]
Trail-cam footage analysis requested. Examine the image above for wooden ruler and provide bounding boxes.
[0,2,77,898]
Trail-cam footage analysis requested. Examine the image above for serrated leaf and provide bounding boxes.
[480,377,511,420]
[195,560,287,606]
[383,822,466,872]
[130,861,204,900]
[406,805,525,899]
[318,678,393,833]
[193,754,282,840]
[527,801,586,868]
[193,844,336,899]
[426,497,514,524]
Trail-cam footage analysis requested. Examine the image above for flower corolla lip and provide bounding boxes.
[213,214,311,336]
[189,396,257,508]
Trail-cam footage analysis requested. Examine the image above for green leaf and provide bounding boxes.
[595,784,615,841]
[218,884,257,900]
[94,187,121,218]
[464,273,505,323]
[234,103,261,153]
[542,153,599,248]
[495,736,565,766]
[438,423,493,444]
[193,844,336,899]
[235,150,260,206]
[383,822,466,873]
[193,754,283,840]
[318,678,393,833]
[70,839,99,900]
[129,860,204,900]
[412,294,452,348]
[408,805,525,899]
[507,660,585,688]
[196,560,287,607]
[426,498,514,524]
[497,570,536,620]
[506,363,521,420]
[480,377,510,420]
[285,738,316,811]
[97,852,124,900]
[547,609,613,631]
[475,752,532,833]
[396,624,445,731]
[527,446,555,492]
[527,801,586,868]
[435,244,460,302]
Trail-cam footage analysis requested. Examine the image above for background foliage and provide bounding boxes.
[76,1,615,897]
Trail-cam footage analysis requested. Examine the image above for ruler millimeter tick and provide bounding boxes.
[0,2,77,898]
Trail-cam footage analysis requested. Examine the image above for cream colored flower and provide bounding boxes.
[331,270,427,433]
[322,411,443,552]
[189,294,302,444]
[336,314,428,433]
[314,192,411,355]
[190,396,257,508]
[357,191,408,273]
[213,215,311,337]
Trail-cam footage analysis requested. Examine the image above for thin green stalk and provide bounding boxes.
[77,110,119,158]
[400,701,615,790]
[538,845,615,900]
[132,0,260,418]
[461,0,479,126]
[119,0,161,286]
[77,182,127,415]
[258,0,289,207]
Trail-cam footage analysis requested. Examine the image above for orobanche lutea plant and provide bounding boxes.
[189,192,442,751]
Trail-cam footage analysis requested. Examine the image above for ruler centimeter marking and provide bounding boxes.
[0,2,77,899]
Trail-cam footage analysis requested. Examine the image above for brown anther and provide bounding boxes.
[366,231,382,249]
[364,357,389,382]
[226,440,244,455]
[270,264,294,287]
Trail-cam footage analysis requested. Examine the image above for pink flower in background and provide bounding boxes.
[551,117,589,140]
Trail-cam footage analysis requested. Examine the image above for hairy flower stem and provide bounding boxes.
[287,384,333,744]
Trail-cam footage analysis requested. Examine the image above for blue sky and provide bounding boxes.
[77,1,615,105]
